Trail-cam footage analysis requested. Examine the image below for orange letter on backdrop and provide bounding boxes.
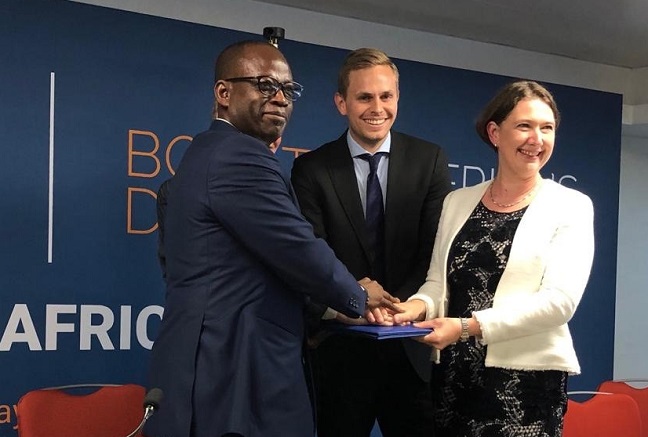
[281,146,310,158]
[128,129,161,178]
[165,135,192,175]
[127,187,158,234]
[0,404,10,425]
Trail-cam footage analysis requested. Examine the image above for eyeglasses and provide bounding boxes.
[222,76,304,102]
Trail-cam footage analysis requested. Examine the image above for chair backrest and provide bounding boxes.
[598,380,648,437]
[563,391,642,437]
[16,384,146,437]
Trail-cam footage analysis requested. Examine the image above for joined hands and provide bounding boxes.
[333,278,403,326]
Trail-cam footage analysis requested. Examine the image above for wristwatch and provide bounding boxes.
[459,318,470,342]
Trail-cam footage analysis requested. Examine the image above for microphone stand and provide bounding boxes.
[125,404,155,437]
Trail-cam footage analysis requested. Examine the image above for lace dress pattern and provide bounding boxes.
[434,202,567,437]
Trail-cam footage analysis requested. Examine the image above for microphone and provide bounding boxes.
[125,388,164,437]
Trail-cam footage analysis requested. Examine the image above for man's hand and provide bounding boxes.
[365,307,397,325]
[358,277,402,313]
[335,312,369,325]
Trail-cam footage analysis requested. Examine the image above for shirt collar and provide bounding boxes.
[347,131,392,158]
[215,117,235,128]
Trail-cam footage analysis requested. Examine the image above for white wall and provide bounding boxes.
[72,0,635,99]
[71,0,648,379]
[615,135,648,379]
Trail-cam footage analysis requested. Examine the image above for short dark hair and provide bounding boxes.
[213,40,279,83]
[475,80,560,151]
[337,48,399,96]
[211,40,285,119]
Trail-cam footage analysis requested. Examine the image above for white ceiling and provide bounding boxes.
[257,0,648,69]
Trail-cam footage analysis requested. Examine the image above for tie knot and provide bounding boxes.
[359,152,387,173]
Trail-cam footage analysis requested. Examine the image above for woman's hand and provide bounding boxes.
[413,317,462,350]
[392,300,427,325]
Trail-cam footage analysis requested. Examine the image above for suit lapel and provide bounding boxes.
[384,133,407,263]
[327,135,373,261]
[210,120,301,207]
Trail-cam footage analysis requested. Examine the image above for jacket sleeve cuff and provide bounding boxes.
[321,307,338,320]
[472,309,491,344]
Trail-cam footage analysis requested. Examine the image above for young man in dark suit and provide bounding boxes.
[292,48,452,437]
[145,41,399,437]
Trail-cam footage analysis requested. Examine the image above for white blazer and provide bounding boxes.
[410,179,594,374]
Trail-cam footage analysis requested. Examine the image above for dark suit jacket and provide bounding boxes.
[155,178,170,280]
[291,131,451,381]
[145,121,367,437]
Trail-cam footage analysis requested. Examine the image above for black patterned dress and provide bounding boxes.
[433,202,567,437]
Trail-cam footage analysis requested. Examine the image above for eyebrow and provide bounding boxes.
[355,90,394,97]
[514,118,555,125]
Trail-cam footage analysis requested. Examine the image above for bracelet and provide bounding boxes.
[459,318,470,342]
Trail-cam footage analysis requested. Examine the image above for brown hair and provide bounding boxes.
[475,80,560,151]
[337,48,399,96]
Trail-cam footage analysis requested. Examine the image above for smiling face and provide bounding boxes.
[215,44,293,145]
[487,97,556,180]
[334,65,399,153]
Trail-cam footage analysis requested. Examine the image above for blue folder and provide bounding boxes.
[323,322,432,340]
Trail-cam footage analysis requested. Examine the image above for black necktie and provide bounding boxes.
[359,152,387,282]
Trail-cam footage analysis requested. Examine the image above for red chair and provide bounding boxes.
[563,391,642,437]
[598,380,648,437]
[16,383,146,437]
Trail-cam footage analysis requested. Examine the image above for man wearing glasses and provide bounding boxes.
[145,41,400,437]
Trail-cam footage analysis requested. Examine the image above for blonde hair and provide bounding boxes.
[337,48,399,96]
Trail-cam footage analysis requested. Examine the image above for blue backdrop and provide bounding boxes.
[0,0,621,435]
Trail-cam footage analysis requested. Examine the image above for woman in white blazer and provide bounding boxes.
[394,81,594,437]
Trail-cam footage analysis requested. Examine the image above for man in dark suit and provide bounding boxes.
[291,48,452,437]
[145,41,399,437]
[155,137,281,281]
